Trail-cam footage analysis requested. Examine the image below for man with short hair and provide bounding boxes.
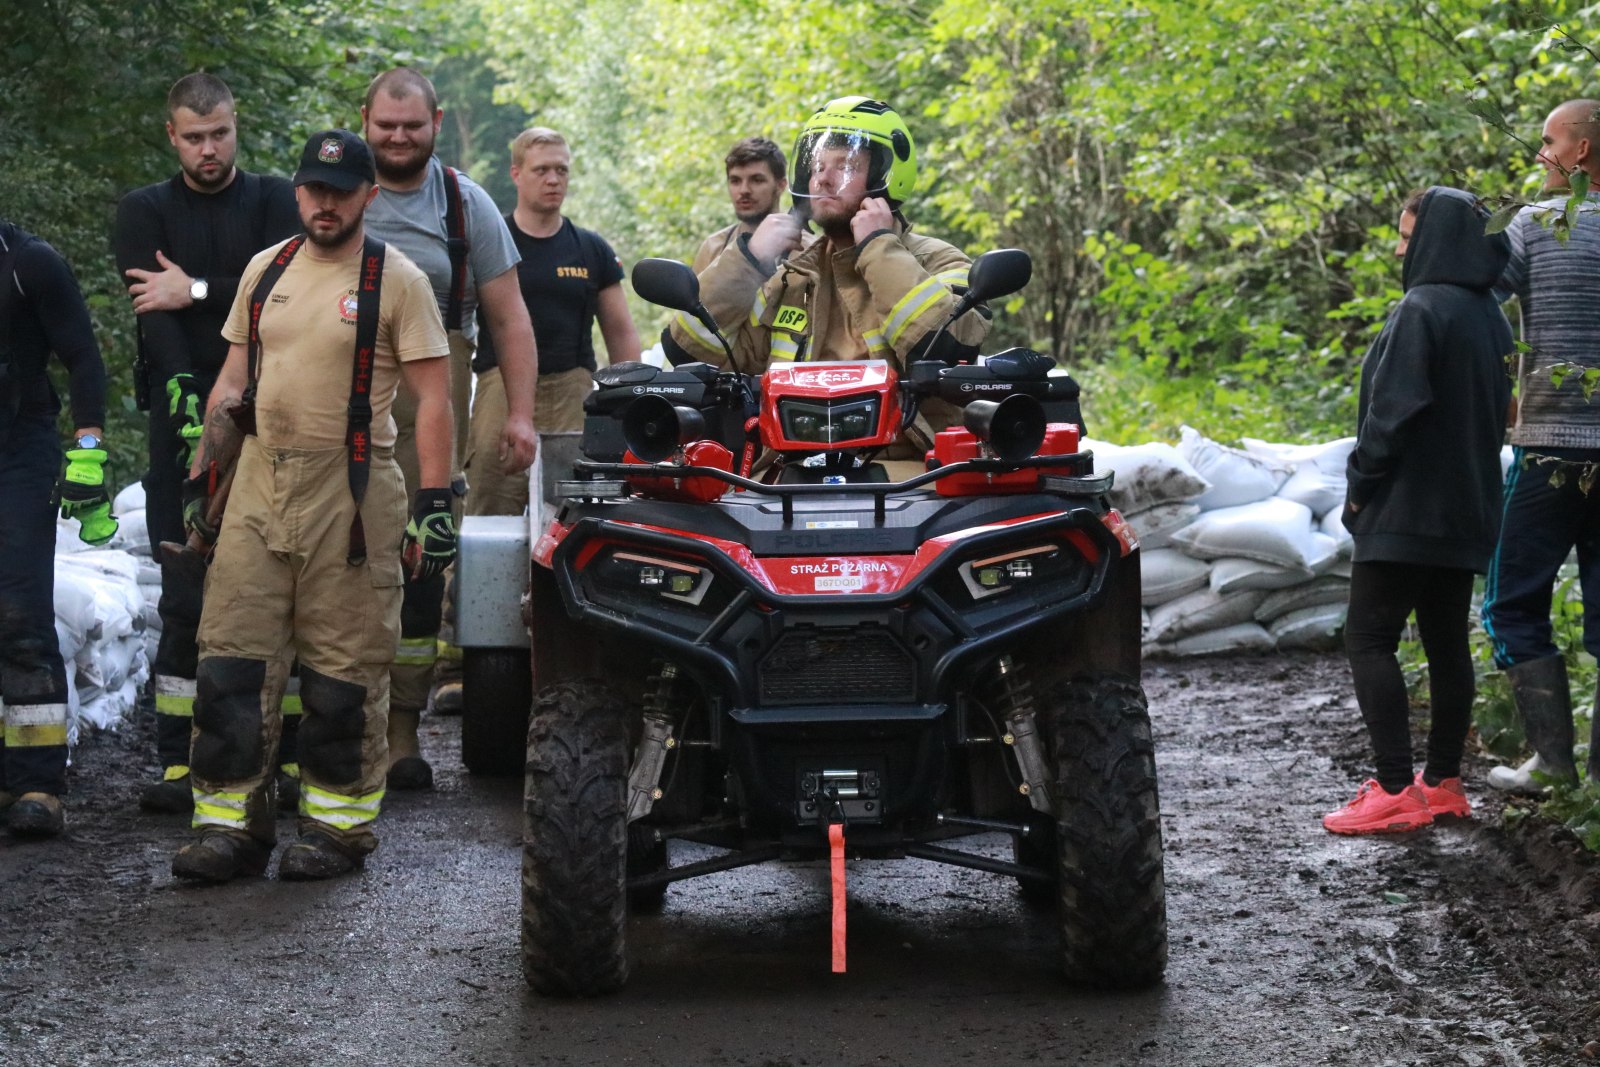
[172,128,454,883]
[666,96,987,456]
[692,136,791,272]
[1481,98,1600,791]
[1,218,115,839]
[114,72,300,814]
[465,127,641,517]
[361,67,538,788]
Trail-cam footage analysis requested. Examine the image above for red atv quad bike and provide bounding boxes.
[516,249,1164,996]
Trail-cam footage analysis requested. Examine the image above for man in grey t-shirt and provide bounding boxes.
[1481,98,1600,791]
[361,66,538,790]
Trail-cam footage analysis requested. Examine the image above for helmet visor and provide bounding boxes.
[791,129,890,203]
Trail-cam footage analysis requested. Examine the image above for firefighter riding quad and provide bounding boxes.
[519,249,1164,996]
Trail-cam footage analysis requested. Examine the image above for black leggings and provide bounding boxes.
[1344,561,1476,793]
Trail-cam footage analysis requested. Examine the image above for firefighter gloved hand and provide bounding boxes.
[59,448,119,546]
[181,473,219,544]
[166,373,205,471]
[402,488,456,582]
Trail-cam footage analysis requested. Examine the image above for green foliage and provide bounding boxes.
[3,0,454,489]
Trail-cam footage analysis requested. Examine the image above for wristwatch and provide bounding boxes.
[75,433,102,450]
[190,277,209,303]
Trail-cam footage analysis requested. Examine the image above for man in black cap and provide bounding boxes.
[172,129,454,883]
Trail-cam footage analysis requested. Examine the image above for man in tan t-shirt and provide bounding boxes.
[172,129,454,884]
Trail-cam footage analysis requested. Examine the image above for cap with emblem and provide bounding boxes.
[293,129,375,192]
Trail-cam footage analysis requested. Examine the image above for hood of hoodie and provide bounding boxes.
[1402,186,1509,292]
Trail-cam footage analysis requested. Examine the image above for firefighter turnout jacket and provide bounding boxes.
[667,219,988,378]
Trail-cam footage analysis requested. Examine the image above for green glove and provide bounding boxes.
[401,488,456,582]
[59,448,119,546]
[166,374,205,471]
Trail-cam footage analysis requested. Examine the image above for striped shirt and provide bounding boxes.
[1498,192,1600,448]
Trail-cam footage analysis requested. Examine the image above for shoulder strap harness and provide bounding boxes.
[245,234,388,565]
[441,166,469,332]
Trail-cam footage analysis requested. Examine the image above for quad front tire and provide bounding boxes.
[1047,673,1168,988]
[521,680,630,996]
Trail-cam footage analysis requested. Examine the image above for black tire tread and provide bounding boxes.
[1049,672,1168,989]
[461,647,533,777]
[520,680,630,996]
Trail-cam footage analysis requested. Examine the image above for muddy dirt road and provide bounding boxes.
[2,652,1596,1066]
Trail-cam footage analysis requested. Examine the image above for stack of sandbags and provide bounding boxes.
[1104,427,1352,657]
[41,533,150,740]
[109,480,164,666]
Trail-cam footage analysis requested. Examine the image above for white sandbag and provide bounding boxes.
[111,508,151,557]
[78,677,138,734]
[1169,497,1338,572]
[1255,577,1351,623]
[53,568,105,653]
[1153,622,1276,658]
[1140,608,1152,641]
[1083,438,1211,514]
[1242,437,1356,519]
[137,559,163,587]
[1141,549,1213,607]
[1325,559,1352,579]
[57,549,142,584]
[113,480,147,513]
[1126,502,1201,551]
[1318,505,1353,559]
[56,556,143,641]
[1270,604,1347,650]
[1178,426,1291,510]
[1208,556,1315,595]
[1146,587,1268,643]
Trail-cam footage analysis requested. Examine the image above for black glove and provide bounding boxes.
[182,473,219,544]
[401,488,456,582]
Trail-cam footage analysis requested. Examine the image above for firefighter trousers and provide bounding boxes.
[0,415,70,797]
[191,437,405,853]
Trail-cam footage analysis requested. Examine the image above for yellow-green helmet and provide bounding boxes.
[791,96,917,207]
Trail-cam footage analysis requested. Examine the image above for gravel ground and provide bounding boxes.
[2,651,1596,1066]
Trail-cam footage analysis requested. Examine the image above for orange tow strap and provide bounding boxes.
[829,822,846,973]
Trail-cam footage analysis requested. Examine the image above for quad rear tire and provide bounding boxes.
[461,647,532,777]
[521,680,630,996]
[1047,673,1167,988]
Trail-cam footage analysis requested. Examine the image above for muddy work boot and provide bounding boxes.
[277,831,365,881]
[276,767,302,814]
[140,766,195,814]
[6,792,65,839]
[429,680,464,717]
[386,709,433,791]
[172,830,272,884]
[1502,655,1579,787]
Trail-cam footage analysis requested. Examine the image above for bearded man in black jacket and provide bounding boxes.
[1324,186,1514,835]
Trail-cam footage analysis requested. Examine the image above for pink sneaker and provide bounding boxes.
[1322,780,1433,835]
[1413,772,1471,819]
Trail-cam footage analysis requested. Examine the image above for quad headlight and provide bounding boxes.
[778,395,881,445]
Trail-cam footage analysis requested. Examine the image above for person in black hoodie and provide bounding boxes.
[1323,186,1514,835]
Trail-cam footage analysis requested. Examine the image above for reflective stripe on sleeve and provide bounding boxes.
[883,274,958,347]
[862,326,891,357]
[770,334,800,362]
[3,703,69,748]
[674,309,724,354]
[302,783,385,830]
[749,289,769,327]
